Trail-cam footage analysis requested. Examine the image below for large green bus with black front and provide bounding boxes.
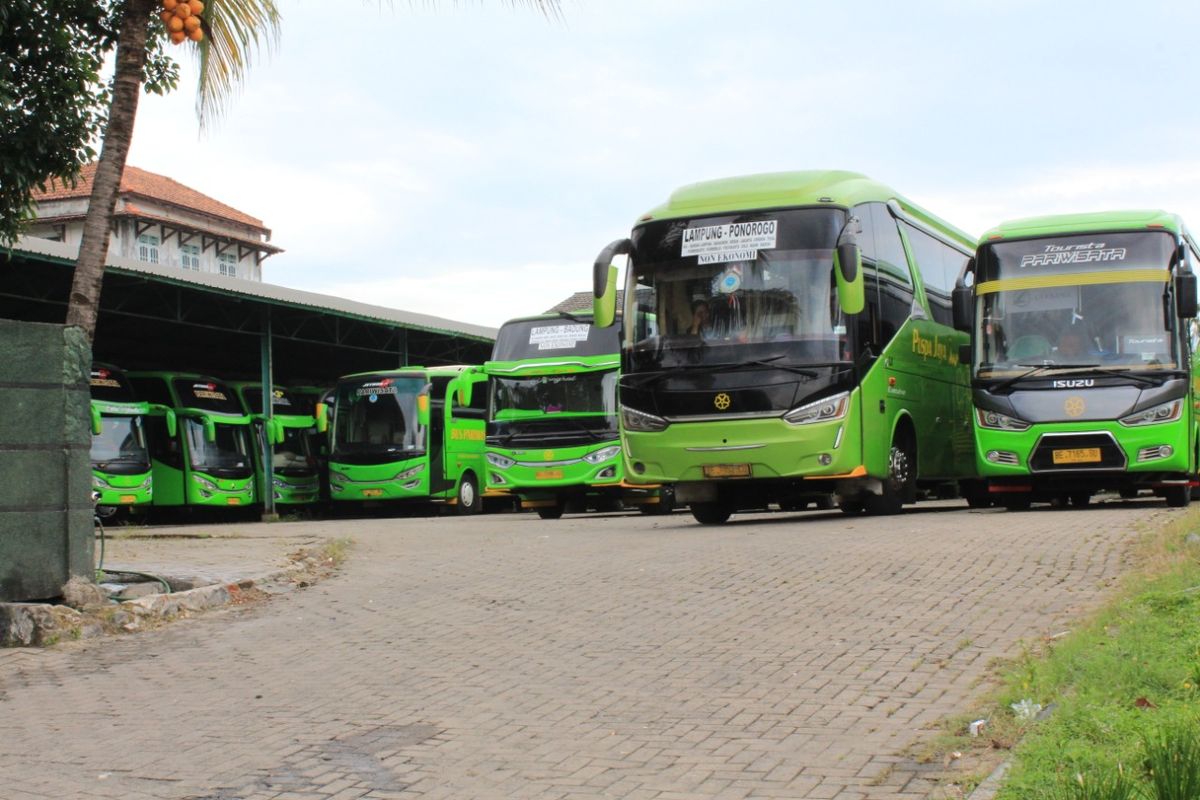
[127,372,258,509]
[231,383,320,508]
[322,366,489,513]
[591,170,978,523]
[952,210,1200,508]
[483,314,666,518]
[89,364,175,517]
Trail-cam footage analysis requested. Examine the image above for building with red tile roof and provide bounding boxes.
[28,164,281,281]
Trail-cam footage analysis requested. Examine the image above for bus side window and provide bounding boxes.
[858,267,914,355]
[863,203,913,288]
[451,381,488,420]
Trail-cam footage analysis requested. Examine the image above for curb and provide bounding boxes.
[0,568,293,647]
[967,761,1010,800]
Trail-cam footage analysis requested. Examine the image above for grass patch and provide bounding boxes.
[955,507,1200,799]
[320,537,353,567]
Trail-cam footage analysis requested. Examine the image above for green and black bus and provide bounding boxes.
[591,170,977,523]
[483,313,665,518]
[952,210,1200,508]
[231,383,320,508]
[89,364,174,517]
[322,366,489,513]
[127,372,257,509]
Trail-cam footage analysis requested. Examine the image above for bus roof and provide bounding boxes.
[636,169,973,245]
[979,210,1186,243]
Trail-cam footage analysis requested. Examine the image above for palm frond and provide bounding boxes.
[194,0,281,130]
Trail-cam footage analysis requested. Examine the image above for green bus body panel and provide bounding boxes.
[968,211,1198,492]
[620,171,976,496]
[327,366,486,505]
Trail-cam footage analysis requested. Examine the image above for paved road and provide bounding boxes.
[0,499,1175,800]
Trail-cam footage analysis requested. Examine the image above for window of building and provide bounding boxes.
[137,234,159,264]
[218,252,237,277]
[180,244,201,271]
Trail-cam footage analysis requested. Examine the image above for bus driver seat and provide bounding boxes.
[1008,334,1051,361]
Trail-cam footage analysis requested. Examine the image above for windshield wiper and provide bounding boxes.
[554,311,590,324]
[625,355,840,387]
[1086,366,1183,387]
[986,363,1101,393]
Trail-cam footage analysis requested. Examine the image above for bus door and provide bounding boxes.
[427,376,454,495]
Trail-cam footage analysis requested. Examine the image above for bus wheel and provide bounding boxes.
[1164,485,1191,508]
[1068,491,1091,508]
[536,503,564,520]
[455,473,482,515]
[838,498,865,515]
[865,440,915,515]
[1119,488,1139,500]
[690,502,732,525]
[1002,495,1032,511]
[639,486,675,515]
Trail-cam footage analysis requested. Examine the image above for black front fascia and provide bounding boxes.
[621,365,853,419]
[973,377,1188,422]
[331,447,425,466]
[91,458,151,475]
[487,416,618,448]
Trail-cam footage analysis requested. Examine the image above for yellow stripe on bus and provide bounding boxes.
[976,269,1168,295]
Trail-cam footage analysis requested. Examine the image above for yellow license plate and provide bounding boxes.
[119,494,137,504]
[535,470,564,480]
[226,497,241,506]
[703,463,752,478]
[1052,447,1101,465]
[361,488,384,498]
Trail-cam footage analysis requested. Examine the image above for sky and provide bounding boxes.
[126,0,1200,329]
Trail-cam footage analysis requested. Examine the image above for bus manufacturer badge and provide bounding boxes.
[543,450,555,461]
[713,393,732,411]
[1064,396,1086,418]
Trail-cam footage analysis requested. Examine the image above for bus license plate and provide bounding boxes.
[1052,448,1101,465]
[226,497,241,506]
[361,488,384,498]
[535,470,564,479]
[703,463,752,478]
[119,495,137,504]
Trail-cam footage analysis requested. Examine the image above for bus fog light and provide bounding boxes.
[986,450,1020,465]
[1137,445,1174,462]
[402,480,421,490]
[596,466,617,480]
[633,461,646,474]
[490,473,507,485]
[817,453,832,466]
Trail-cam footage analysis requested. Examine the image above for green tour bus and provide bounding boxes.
[127,372,258,509]
[483,313,666,518]
[231,383,320,508]
[951,210,1200,508]
[591,170,978,523]
[321,365,489,513]
[89,364,176,517]
[289,384,335,503]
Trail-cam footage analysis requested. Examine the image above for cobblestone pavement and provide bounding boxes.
[0,500,1175,800]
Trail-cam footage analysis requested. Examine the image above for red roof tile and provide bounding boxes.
[32,163,268,231]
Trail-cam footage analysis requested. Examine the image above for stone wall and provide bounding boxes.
[0,319,94,601]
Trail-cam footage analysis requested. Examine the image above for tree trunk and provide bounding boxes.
[65,0,156,341]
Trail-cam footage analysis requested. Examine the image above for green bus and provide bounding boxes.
[89,364,175,517]
[483,313,666,519]
[321,366,489,513]
[127,372,258,509]
[951,210,1200,508]
[231,383,320,508]
[590,170,978,523]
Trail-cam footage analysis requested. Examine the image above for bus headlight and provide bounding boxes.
[394,465,423,481]
[1119,399,1182,427]
[622,406,668,432]
[139,475,153,490]
[193,475,218,491]
[329,470,349,484]
[784,392,849,425]
[976,408,1031,431]
[583,445,621,464]
[92,475,109,489]
[487,453,515,469]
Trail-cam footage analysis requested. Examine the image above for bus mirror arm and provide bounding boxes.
[314,402,328,434]
[592,238,631,329]
[164,408,177,438]
[203,416,217,443]
[90,405,102,436]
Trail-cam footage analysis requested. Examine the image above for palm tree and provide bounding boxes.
[64,0,558,341]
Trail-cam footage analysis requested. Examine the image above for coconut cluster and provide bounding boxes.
[161,0,204,44]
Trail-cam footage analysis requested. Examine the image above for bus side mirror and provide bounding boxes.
[269,418,285,445]
[165,409,177,438]
[592,238,631,329]
[952,285,973,332]
[833,243,864,315]
[90,405,102,436]
[203,417,217,443]
[315,402,328,434]
[417,393,430,428]
[456,379,473,409]
[1176,271,1198,319]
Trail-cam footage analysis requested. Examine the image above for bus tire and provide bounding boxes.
[1068,491,1091,508]
[455,473,482,515]
[1164,485,1190,508]
[1001,495,1032,511]
[690,502,732,525]
[639,486,675,515]
[865,438,915,515]
[536,503,564,520]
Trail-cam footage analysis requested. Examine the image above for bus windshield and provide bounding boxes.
[273,427,314,474]
[185,419,254,477]
[332,376,427,458]
[91,415,150,473]
[625,207,848,370]
[491,370,618,421]
[974,232,1177,377]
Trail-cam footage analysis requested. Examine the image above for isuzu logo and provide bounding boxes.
[713,393,732,411]
[1064,396,1086,417]
[1053,379,1095,388]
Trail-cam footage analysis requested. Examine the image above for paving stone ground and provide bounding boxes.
[0,499,1176,800]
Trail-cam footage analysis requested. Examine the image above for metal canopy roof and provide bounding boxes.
[0,237,496,386]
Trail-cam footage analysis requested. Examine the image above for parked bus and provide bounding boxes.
[127,372,257,509]
[289,385,335,503]
[231,383,320,508]
[482,313,666,518]
[952,210,1199,508]
[89,364,175,517]
[590,170,977,523]
[320,366,489,513]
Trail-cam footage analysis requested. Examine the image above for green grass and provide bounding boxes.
[988,508,1200,799]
